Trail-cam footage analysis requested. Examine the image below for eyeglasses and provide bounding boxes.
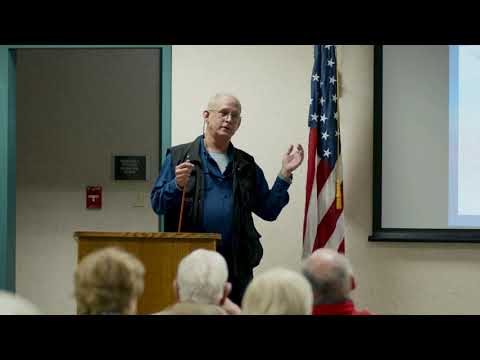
[208,109,241,122]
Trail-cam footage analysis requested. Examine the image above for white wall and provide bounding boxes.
[16,49,160,314]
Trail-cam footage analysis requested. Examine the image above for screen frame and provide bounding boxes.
[369,45,480,243]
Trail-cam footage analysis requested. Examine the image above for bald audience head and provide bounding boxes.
[302,249,354,305]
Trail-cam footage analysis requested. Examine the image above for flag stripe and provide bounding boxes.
[316,159,332,198]
[324,213,345,250]
[303,128,319,240]
[317,161,339,224]
[304,152,341,256]
[313,189,344,250]
[303,153,319,258]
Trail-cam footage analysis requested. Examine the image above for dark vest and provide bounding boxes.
[164,136,263,277]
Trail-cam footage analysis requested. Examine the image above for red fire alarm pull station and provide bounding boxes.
[86,186,102,209]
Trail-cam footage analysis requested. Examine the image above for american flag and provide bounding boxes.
[303,45,345,257]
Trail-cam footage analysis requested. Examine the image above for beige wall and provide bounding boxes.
[173,45,480,315]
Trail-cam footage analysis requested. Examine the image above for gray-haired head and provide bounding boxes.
[206,93,242,113]
[176,249,229,305]
[301,248,354,306]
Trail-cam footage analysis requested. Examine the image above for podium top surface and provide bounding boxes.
[74,231,221,241]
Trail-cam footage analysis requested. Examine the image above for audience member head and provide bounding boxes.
[0,290,42,315]
[302,248,355,306]
[241,268,313,315]
[175,249,230,306]
[74,247,145,315]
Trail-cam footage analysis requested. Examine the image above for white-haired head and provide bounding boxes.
[301,248,354,305]
[241,268,313,315]
[0,290,42,315]
[175,249,229,305]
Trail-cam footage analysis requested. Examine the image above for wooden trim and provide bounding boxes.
[74,231,221,241]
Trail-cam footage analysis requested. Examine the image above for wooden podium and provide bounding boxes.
[74,231,221,315]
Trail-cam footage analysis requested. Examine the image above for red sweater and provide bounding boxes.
[312,300,372,315]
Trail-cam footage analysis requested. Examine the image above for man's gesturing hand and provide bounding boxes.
[280,144,304,179]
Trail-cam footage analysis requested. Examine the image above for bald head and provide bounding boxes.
[207,93,242,113]
[302,249,354,305]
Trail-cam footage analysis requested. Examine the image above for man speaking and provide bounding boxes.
[151,94,304,305]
